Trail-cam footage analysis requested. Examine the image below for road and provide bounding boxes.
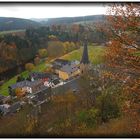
[52,76,80,95]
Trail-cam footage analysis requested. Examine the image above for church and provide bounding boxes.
[80,37,90,74]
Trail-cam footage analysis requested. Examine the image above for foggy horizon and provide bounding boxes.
[0,4,108,19]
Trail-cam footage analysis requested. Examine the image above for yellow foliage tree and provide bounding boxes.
[38,49,47,58]
[15,88,24,97]
[25,63,35,72]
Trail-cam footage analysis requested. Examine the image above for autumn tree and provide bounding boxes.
[34,56,40,65]
[103,3,140,133]
[47,41,65,57]
[48,35,58,41]
[15,88,24,97]
[38,49,47,58]
[25,63,35,72]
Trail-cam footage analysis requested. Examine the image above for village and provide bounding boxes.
[0,38,90,116]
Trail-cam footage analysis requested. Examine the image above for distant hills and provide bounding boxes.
[0,17,41,31]
[0,15,106,31]
[42,15,106,25]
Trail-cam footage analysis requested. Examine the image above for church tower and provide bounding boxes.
[80,37,90,74]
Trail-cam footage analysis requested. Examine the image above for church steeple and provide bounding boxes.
[80,37,89,64]
[80,36,90,74]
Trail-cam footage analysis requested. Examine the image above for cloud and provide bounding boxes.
[0,4,107,19]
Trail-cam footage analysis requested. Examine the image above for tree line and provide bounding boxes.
[0,23,107,74]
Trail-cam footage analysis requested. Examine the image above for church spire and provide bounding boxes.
[80,36,89,64]
[80,36,90,74]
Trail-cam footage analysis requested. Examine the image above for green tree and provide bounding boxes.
[77,108,99,127]
[97,91,120,122]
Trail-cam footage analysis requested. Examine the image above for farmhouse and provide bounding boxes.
[0,95,11,104]
[9,101,22,113]
[0,104,10,115]
[9,80,44,96]
[59,63,80,80]
[0,95,5,104]
[51,59,71,74]
[29,72,52,81]
[28,86,52,106]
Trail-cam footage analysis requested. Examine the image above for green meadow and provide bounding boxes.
[61,45,105,64]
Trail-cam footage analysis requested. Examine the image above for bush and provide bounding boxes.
[15,88,24,97]
[47,41,65,57]
[34,57,40,65]
[77,108,99,127]
[97,92,120,122]
[25,63,35,72]
[38,49,47,58]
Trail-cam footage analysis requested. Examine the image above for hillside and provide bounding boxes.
[0,15,106,31]
[37,15,106,25]
[0,17,41,31]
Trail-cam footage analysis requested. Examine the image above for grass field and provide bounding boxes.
[61,45,105,64]
[0,45,105,96]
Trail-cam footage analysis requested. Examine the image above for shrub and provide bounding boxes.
[76,108,99,128]
[97,92,120,122]
[38,49,47,58]
[25,63,35,72]
[34,57,40,65]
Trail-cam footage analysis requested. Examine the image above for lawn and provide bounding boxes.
[61,45,105,64]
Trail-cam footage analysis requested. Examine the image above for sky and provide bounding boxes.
[0,4,108,19]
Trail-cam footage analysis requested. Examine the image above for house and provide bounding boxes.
[29,72,52,81]
[0,104,10,116]
[71,60,80,66]
[29,72,60,87]
[51,59,71,74]
[0,95,11,104]
[9,80,44,96]
[58,63,80,80]
[28,87,52,106]
[0,95,5,104]
[52,59,70,66]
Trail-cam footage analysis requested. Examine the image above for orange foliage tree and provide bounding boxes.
[103,3,140,133]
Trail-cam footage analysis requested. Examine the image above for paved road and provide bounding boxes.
[52,77,80,95]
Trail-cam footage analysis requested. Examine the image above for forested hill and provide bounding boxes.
[34,15,106,25]
[0,15,106,31]
[0,17,41,31]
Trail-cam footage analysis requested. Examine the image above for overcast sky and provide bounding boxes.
[0,4,108,19]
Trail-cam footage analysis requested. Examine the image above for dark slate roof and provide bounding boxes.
[52,59,70,66]
[10,80,43,89]
[52,64,62,70]
[60,64,79,74]
[0,94,6,101]
[80,39,89,64]
[54,59,70,64]
[31,87,52,103]
[52,79,60,85]
[9,101,21,113]
[29,72,52,80]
